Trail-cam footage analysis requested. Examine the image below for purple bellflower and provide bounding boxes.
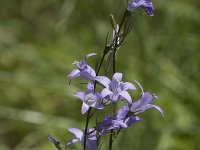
[66,53,97,83]
[96,105,141,134]
[66,53,111,86]
[131,81,164,117]
[127,0,154,16]
[100,73,136,104]
[73,82,103,114]
[117,104,141,127]
[66,128,97,150]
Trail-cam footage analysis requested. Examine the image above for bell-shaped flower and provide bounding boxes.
[99,73,136,104]
[66,128,97,150]
[73,82,103,114]
[66,53,110,86]
[96,105,141,134]
[117,104,141,127]
[127,0,154,16]
[131,81,164,117]
[66,53,97,84]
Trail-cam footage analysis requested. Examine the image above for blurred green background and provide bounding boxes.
[0,0,200,150]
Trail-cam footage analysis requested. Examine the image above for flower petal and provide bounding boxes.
[72,92,85,101]
[81,102,90,114]
[131,92,154,111]
[144,6,154,16]
[117,121,128,128]
[113,120,128,129]
[119,91,132,104]
[123,82,136,90]
[125,115,141,126]
[92,101,104,110]
[86,82,94,93]
[87,128,97,141]
[68,128,83,139]
[112,72,122,82]
[101,88,113,99]
[110,93,119,102]
[134,80,144,93]
[127,0,154,16]
[133,104,164,117]
[117,105,129,120]
[66,69,80,78]
[85,53,97,59]
[80,65,96,80]
[86,139,98,150]
[66,138,79,147]
[66,69,80,84]
[95,76,111,88]
[144,104,164,117]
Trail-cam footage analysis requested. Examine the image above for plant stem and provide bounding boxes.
[112,10,127,74]
[97,52,106,76]
[83,51,106,150]
[109,10,128,150]
[83,107,91,150]
[109,130,113,150]
[94,52,106,91]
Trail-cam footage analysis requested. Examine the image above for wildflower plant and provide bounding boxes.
[48,0,164,150]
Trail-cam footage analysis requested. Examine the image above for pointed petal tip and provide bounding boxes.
[95,76,111,88]
[119,91,132,104]
[66,138,79,148]
[112,72,123,81]
[151,104,164,118]
[133,80,144,93]
[85,53,98,59]
[72,92,85,101]
[81,102,90,114]
[101,88,112,99]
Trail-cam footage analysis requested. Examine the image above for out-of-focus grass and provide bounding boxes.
[0,0,200,150]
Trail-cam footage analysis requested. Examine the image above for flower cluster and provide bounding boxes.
[65,53,163,149]
[48,0,163,150]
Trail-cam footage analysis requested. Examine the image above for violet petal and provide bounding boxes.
[68,128,83,139]
[125,115,141,126]
[112,72,122,82]
[95,76,111,88]
[123,82,136,90]
[101,88,113,99]
[81,102,90,114]
[72,92,85,101]
[66,138,79,147]
[119,91,132,104]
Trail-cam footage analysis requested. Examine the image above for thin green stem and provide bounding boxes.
[83,107,92,150]
[109,130,114,150]
[97,52,106,76]
[112,10,128,74]
[94,52,106,91]
[109,10,129,150]
[83,49,107,149]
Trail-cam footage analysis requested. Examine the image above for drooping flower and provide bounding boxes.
[96,115,115,134]
[127,0,154,16]
[96,105,141,134]
[66,128,97,150]
[73,82,103,114]
[66,53,97,84]
[66,53,110,86]
[99,73,136,104]
[117,104,141,127]
[131,81,164,117]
